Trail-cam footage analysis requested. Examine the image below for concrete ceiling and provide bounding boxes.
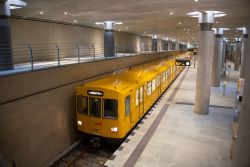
[12,0,250,43]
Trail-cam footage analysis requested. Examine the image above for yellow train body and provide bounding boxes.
[76,56,184,139]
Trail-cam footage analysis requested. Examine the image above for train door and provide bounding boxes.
[139,86,144,117]
[131,90,139,126]
[136,86,144,118]
[136,89,140,119]
[124,95,131,133]
[168,68,171,84]
[157,75,161,97]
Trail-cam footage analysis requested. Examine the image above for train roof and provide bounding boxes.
[79,57,175,93]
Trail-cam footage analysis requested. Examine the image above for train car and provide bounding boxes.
[76,57,185,144]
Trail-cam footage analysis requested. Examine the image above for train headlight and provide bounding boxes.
[111,127,118,132]
[186,62,190,66]
[77,121,83,126]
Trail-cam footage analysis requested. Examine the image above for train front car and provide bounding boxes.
[76,85,128,144]
[75,56,185,146]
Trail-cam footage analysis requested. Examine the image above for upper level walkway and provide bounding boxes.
[0,43,179,77]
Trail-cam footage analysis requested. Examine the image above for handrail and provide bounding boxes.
[0,43,187,77]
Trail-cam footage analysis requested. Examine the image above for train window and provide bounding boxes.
[136,89,139,106]
[103,99,118,119]
[157,75,160,87]
[152,79,156,92]
[147,82,152,96]
[162,72,166,82]
[77,96,88,115]
[89,97,101,118]
[125,96,130,116]
[140,87,143,102]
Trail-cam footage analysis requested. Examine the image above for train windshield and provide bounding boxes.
[103,99,118,119]
[89,97,101,118]
[77,96,88,115]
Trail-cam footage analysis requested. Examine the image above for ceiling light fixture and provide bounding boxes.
[8,0,27,11]
[64,11,68,15]
[187,11,226,23]
[39,11,44,15]
[74,20,77,23]
[195,0,198,2]
[178,22,181,25]
[236,27,248,35]
[95,21,123,30]
[170,12,173,15]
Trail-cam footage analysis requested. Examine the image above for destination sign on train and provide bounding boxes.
[87,90,104,96]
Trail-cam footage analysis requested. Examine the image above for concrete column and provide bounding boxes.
[152,35,157,52]
[0,1,13,70]
[240,34,248,78]
[167,41,172,50]
[163,40,168,51]
[172,42,176,50]
[232,19,250,167]
[95,21,122,57]
[175,41,179,50]
[194,23,214,115]
[104,30,115,57]
[188,11,224,115]
[212,32,223,87]
[221,40,226,70]
[234,40,241,71]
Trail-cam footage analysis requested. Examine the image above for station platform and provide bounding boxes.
[105,62,238,167]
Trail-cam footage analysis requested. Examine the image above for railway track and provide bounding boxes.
[52,140,118,167]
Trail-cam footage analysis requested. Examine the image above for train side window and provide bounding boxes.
[103,99,118,119]
[156,77,158,87]
[152,79,156,92]
[157,75,160,87]
[161,72,166,82]
[140,87,143,102]
[136,89,139,106]
[89,97,101,118]
[125,96,130,116]
[165,70,168,79]
[77,96,88,115]
[147,82,152,96]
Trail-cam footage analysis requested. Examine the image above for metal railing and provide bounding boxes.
[0,43,180,77]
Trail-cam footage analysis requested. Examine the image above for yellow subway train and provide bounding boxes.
[76,55,185,143]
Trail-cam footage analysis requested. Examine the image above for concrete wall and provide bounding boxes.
[115,32,151,52]
[0,51,176,167]
[10,18,152,63]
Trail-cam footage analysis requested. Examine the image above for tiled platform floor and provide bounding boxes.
[105,62,238,167]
